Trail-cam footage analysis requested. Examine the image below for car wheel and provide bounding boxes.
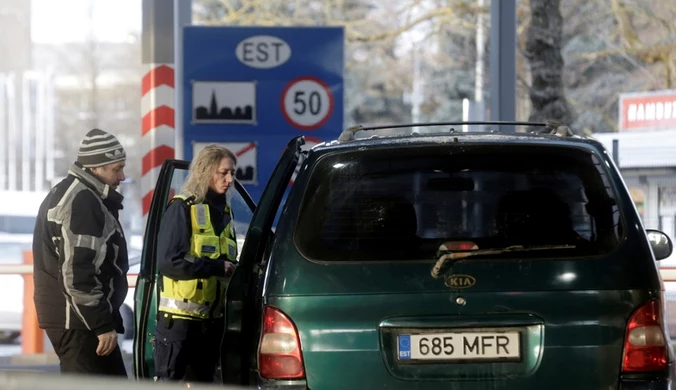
[120,304,135,340]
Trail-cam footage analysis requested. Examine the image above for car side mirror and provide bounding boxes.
[646,229,673,261]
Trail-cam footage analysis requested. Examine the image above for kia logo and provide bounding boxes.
[444,274,476,289]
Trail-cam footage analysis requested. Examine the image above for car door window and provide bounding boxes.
[139,164,188,278]
[168,168,188,202]
[229,186,254,261]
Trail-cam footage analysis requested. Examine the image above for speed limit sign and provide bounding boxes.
[281,76,334,130]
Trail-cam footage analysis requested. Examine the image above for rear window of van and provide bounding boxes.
[294,144,624,262]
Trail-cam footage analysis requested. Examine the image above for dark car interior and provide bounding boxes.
[296,145,623,262]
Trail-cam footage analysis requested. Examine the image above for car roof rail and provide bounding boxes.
[336,121,574,141]
[533,121,576,137]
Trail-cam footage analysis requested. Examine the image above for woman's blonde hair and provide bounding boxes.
[180,144,237,203]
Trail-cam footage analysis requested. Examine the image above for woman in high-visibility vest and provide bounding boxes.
[153,144,238,382]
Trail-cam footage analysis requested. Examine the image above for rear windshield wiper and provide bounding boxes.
[430,244,577,279]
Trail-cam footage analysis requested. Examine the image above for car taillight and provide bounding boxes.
[622,299,668,372]
[259,306,305,380]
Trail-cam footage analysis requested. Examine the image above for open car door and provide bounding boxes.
[132,159,257,379]
[221,136,306,385]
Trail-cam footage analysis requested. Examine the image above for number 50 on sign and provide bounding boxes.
[281,76,335,130]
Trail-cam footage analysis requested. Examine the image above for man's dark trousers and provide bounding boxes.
[46,328,127,376]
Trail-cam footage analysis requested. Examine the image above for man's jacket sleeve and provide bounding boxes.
[58,190,115,335]
[157,200,226,280]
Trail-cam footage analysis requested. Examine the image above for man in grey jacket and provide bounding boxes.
[32,128,129,376]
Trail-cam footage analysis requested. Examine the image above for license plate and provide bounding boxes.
[397,331,521,361]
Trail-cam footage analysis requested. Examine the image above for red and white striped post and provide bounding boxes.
[141,64,175,226]
[141,1,189,230]
[141,1,191,230]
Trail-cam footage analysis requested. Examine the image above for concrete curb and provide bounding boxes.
[0,354,59,366]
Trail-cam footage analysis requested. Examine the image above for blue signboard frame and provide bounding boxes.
[182,26,345,202]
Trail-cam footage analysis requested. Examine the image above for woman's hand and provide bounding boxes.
[224,261,236,276]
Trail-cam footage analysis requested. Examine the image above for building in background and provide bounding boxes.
[0,0,31,72]
[593,89,676,263]
[0,0,57,193]
[1,0,143,240]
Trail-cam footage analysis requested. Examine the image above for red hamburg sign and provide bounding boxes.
[619,90,676,131]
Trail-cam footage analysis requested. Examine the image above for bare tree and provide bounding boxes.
[524,0,574,129]
[555,0,676,133]
[607,0,676,89]
[50,0,141,177]
[193,0,484,125]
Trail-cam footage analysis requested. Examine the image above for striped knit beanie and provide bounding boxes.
[76,128,126,168]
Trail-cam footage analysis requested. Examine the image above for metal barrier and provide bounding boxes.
[660,267,676,281]
[0,251,138,354]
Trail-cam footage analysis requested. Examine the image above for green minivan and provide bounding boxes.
[134,122,675,389]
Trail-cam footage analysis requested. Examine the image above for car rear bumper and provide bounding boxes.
[620,379,673,390]
[619,361,676,390]
[255,362,676,390]
[257,378,674,390]
[257,378,307,390]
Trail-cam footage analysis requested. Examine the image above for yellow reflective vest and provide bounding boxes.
[158,195,238,320]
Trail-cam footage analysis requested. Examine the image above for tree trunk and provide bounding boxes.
[525,0,574,130]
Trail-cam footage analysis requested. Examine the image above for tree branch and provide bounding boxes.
[630,2,674,36]
[348,7,455,42]
[567,96,618,132]
[610,0,641,49]
[221,0,237,15]
[575,42,674,64]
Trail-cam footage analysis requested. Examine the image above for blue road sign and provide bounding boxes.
[182,26,345,202]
